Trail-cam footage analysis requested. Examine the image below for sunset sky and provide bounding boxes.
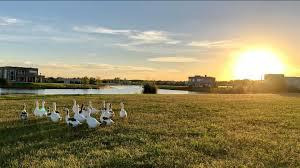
[0,1,299,81]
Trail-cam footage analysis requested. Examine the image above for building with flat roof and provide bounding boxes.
[285,77,300,90]
[264,74,300,90]
[0,66,39,83]
[188,75,216,87]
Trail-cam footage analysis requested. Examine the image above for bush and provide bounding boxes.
[143,82,157,94]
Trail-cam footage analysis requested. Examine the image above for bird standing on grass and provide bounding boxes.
[50,102,62,123]
[72,99,79,114]
[65,108,81,127]
[119,102,127,119]
[89,100,99,114]
[100,103,114,126]
[40,100,47,117]
[86,108,101,128]
[20,103,28,121]
[74,104,86,123]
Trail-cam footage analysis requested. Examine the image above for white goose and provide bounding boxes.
[86,107,100,128]
[74,104,86,123]
[119,102,127,119]
[50,102,62,123]
[107,103,115,117]
[65,108,81,127]
[100,100,106,114]
[33,100,44,118]
[100,103,114,126]
[81,106,90,118]
[72,99,79,114]
[89,101,99,114]
[40,100,47,116]
[20,103,28,121]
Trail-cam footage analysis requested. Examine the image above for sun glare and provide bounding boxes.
[233,49,285,80]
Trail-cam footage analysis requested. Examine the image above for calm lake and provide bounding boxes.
[0,85,196,95]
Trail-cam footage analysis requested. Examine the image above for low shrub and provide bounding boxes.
[143,82,157,94]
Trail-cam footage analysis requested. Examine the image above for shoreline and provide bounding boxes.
[0,83,109,90]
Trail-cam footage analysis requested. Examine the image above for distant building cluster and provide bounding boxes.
[188,75,216,87]
[264,74,300,89]
[0,66,44,83]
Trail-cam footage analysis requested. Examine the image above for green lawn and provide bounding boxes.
[0,94,299,167]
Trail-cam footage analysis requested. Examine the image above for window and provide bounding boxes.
[29,70,38,75]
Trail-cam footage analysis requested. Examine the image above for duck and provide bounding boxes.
[86,107,101,128]
[65,108,81,127]
[33,100,44,118]
[20,103,28,121]
[89,100,99,114]
[40,100,47,116]
[74,104,86,123]
[72,99,79,114]
[119,102,127,119]
[100,103,114,126]
[50,102,62,123]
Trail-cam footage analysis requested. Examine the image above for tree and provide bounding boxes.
[89,77,97,85]
[81,76,89,85]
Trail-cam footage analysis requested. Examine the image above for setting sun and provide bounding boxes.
[233,49,285,80]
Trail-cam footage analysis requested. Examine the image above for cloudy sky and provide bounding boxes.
[0,1,300,80]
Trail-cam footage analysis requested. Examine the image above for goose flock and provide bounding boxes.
[20,99,127,128]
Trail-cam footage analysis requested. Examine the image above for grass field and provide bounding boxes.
[0,94,299,167]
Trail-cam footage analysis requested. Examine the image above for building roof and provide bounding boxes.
[0,66,38,70]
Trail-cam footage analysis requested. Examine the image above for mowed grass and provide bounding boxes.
[0,94,299,168]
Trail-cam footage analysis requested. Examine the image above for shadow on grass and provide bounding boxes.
[0,118,100,167]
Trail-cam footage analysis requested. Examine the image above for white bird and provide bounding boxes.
[20,103,28,121]
[86,108,100,128]
[72,99,79,114]
[108,103,115,117]
[81,106,90,118]
[119,102,127,119]
[89,100,99,114]
[40,100,47,116]
[74,104,86,123]
[50,102,62,123]
[100,100,106,114]
[65,108,81,127]
[33,100,44,118]
[100,103,114,126]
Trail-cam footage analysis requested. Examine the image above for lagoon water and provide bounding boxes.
[0,85,195,95]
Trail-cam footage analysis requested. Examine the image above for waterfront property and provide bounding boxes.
[0,66,42,83]
[188,75,216,87]
[264,74,300,89]
[286,77,300,89]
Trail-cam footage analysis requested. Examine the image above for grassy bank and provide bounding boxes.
[0,94,299,167]
[158,85,211,92]
[158,85,300,94]
[1,82,106,89]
